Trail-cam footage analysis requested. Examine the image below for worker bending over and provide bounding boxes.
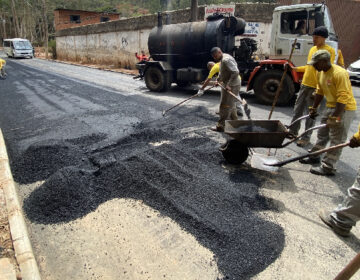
[319,125,360,237]
[198,61,243,116]
[204,47,241,132]
[289,26,336,147]
[301,50,357,176]
[198,61,220,91]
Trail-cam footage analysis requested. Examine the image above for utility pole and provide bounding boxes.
[190,0,198,22]
[42,0,48,59]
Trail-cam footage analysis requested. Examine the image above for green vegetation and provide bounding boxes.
[0,0,275,48]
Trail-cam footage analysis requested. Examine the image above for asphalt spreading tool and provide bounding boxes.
[264,142,350,168]
[217,82,251,120]
[161,84,217,116]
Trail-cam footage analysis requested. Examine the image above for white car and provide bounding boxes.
[347,59,360,84]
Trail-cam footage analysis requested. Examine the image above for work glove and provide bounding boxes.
[349,136,360,148]
[308,106,318,119]
[326,116,342,128]
[196,89,204,96]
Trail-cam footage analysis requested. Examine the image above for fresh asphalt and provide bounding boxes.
[1,54,360,279]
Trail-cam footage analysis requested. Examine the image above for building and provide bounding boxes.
[54,9,120,31]
[277,0,360,67]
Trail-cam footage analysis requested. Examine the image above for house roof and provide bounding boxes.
[54,8,120,15]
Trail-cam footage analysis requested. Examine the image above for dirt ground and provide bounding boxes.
[0,184,20,278]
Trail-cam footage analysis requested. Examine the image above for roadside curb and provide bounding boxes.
[36,56,137,77]
[0,129,41,280]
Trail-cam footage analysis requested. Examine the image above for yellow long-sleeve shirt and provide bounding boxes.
[354,125,360,140]
[208,62,220,79]
[296,44,336,88]
[207,61,241,82]
[316,64,357,111]
[337,49,345,68]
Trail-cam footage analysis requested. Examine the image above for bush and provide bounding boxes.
[48,39,56,59]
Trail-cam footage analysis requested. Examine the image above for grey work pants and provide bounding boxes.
[331,166,360,230]
[289,84,316,140]
[310,108,356,172]
[217,85,240,129]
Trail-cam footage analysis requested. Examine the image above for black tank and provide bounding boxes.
[148,16,246,68]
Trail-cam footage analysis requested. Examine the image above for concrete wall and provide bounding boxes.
[55,3,277,69]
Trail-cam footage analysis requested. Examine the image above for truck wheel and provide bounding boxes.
[253,69,295,106]
[221,140,249,165]
[145,67,171,92]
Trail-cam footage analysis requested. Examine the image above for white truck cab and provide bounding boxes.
[3,38,34,58]
[270,3,338,66]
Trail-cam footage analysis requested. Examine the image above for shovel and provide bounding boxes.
[162,84,217,116]
[265,142,350,167]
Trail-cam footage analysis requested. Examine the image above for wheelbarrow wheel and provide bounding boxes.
[221,140,249,165]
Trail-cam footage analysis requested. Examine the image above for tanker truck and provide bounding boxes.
[138,3,338,106]
[138,13,247,92]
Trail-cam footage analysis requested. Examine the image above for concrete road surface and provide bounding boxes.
[1,53,360,280]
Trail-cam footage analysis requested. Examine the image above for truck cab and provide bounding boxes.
[270,3,338,65]
[247,3,338,105]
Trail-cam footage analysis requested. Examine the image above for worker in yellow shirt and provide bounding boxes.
[319,125,360,237]
[337,49,345,68]
[0,58,6,78]
[198,61,220,93]
[289,26,336,147]
[300,50,357,176]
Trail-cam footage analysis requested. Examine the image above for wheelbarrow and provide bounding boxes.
[220,115,325,165]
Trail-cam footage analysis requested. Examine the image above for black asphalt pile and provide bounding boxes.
[12,134,107,184]
[24,124,284,278]
[12,140,89,184]
[24,167,98,223]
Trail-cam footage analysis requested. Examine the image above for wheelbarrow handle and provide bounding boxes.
[266,142,350,167]
[285,114,310,129]
[281,123,327,148]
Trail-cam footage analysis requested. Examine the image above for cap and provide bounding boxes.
[312,26,329,38]
[307,50,331,65]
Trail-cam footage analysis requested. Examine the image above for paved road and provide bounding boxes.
[1,55,360,280]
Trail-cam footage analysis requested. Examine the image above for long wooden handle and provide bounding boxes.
[162,84,217,116]
[335,252,360,280]
[268,39,297,120]
[267,142,350,167]
[218,83,246,105]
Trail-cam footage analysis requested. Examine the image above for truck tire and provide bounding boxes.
[253,69,295,106]
[145,66,171,92]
